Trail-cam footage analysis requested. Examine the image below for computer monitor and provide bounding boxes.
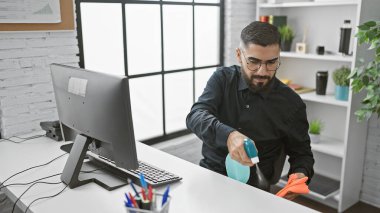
[51,64,138,190]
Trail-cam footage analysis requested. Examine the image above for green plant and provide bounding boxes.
[348,21,380,121]
[333,66,351,86]
[278,25,295,42]
[309,119,324,135]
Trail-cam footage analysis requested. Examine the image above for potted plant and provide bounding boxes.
[348,21,380,121]
[309,119,324,143]
[332,66,350,101]
[278,25,295,51]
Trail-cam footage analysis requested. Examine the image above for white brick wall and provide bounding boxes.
[360,115,380,208]
[0,31,79,138]
[224,0,257,66]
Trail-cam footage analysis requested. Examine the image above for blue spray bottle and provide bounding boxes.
[225,138,269,190]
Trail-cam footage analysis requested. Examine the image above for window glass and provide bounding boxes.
[195,68,215,101]
[195,6,220,67]
[81,3,124,75]
[130,75,163,140]
[163,5,193,71]
[164,71,193,133]
[125,4,161,75]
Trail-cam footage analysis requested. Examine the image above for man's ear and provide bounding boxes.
[236,48,242,64]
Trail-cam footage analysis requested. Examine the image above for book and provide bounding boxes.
[269,15,287,28]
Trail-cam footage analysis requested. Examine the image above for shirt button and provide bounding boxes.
[238,127,242,130]
[245,105,250,109]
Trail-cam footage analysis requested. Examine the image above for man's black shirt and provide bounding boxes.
[186,65,314,181]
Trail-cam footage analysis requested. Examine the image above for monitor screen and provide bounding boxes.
[51,64,138,190]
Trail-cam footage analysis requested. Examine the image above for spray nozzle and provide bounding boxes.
[243,138,259,164]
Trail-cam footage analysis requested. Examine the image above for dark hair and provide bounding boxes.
[240,21,281,48]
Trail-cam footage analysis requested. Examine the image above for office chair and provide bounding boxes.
[269,143,286,185]
[255,143,286,191]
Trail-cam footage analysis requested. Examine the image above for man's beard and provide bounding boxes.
[241,68,276,93]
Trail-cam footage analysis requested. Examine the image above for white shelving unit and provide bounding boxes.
[257,0,379,212]
[299,92,348,107]
[259,0,358,8]
[311,136,344,158]
[281,52,353,62]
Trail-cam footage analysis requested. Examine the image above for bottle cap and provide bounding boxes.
[244,138,260,163]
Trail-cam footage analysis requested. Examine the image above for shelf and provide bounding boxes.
[300,92,349,107]
[259,1,358,8]
[280,52,353,62]
[278,173,340,200]
[310,136,344,158]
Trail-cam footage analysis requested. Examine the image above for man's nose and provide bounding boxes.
[256,63,268,74]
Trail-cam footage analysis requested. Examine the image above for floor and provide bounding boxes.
[153,134,380,213]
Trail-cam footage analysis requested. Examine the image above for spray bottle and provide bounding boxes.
[225,138,269,190]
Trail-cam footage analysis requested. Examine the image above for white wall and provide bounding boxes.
[0,31,79,138]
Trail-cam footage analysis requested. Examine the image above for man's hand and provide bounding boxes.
[283,173,306,200]
[226,131,254,166]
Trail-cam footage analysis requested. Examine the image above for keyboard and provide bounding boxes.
[88,152,182,187]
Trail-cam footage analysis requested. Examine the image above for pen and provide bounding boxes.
[124,193,132,206]
[124,201,133,208]
[161,185,170,207]
[129,192,139,208]
[141,188,147,201]
[139,173,148,190]
[128,178,141,199]
[148,185,153,201]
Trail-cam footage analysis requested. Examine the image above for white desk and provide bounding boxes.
[0,137,316,213]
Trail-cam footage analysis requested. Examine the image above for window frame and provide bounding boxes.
[75,0,225,145]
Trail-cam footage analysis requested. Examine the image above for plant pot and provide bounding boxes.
[335,85,349,101]
[281,40,292,52]
[309,133,321,144]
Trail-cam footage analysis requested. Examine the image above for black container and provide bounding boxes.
[316,71,328,95]
[316,46,325,55]
[339,20,352,55]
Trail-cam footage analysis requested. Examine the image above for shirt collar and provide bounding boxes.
[238,67,279,99]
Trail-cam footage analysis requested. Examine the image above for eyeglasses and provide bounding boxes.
[241,50,281,72]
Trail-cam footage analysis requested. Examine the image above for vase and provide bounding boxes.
[309,133,320,144]
[335,85,349,101]
[281,40,292,52]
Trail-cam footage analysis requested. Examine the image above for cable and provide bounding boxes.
[0,153,67,188]
[24,184,68,213]
[1,167,105,190]
[20,168,104,213]
[4,167,104,212]
[12,181,62,213]
[14,134,45,140]
[0,173,62,190]
[0,196,8,204]
[0,134,45,144]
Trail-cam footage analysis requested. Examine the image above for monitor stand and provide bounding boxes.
[60,134,129,190]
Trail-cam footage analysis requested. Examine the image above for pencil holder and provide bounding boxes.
[125,193,171,213]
